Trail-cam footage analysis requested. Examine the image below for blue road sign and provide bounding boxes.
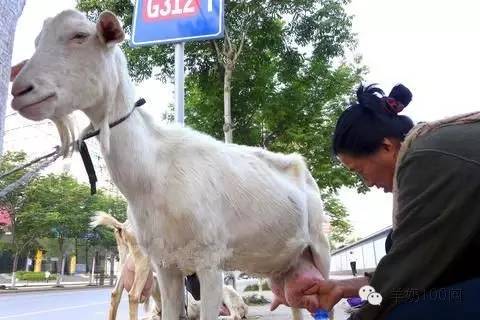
[131,0,224,46]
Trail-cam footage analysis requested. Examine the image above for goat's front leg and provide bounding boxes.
[198,268,223,320]
[109,273,124,320]
[156,266,185,320]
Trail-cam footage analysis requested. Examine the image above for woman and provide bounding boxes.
[304,84,480,319]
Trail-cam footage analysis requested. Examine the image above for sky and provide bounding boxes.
[339,0,480,237]
[4,0,480,238]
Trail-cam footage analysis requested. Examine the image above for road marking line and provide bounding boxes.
[0,288,107,300]
[0,301,109,319]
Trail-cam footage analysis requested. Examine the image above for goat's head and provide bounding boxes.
[11,9,125,122]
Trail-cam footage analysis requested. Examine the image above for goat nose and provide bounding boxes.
[11,83,34,97]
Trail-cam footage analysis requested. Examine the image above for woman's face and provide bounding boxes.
[338,138,400,193]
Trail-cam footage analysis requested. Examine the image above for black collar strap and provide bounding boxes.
[78,98,146,195]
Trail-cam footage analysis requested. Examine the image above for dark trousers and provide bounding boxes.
[385,278,480,320]
[185,273,201,300]
[350,261,357,276]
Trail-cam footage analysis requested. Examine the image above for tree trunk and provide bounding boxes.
[55,239,64,286]
[85,242,89,273]
[24,251,30,271]
[55,253,66,286]
[109,252,115,286]
[223,65,234,143]
[10,250,19,287]
[0,0,25,155]
[74,238,78,260]
[89,252,96,285]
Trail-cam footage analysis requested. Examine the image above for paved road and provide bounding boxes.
[0,287,148,320]
[0,286,349,320]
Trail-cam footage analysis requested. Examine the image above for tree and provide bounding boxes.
[23,174,90,285]
[1,148,128,282]
[25,173,127,280]
[322,192,351,248]
[80,190,127,273]
[76,0,366,244]
[0,151,40,286]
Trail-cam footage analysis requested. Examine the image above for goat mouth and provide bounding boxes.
[219,303,231,316]
[17,94,56,112]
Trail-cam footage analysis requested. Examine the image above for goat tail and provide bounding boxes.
[90,211,124,230]
[291,308,303,320]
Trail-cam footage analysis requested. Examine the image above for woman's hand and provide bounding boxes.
[302,280,344,311]
[302,276,370,312]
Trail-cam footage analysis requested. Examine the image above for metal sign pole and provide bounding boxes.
[175,43,185,126]
[132,0,223,129]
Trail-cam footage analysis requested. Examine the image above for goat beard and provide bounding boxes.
[51,112,113,158]
[51,115,76,158]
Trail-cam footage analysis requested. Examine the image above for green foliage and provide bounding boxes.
[243,294,270,306]
[0,151,44,256]
[0,151,29,218]
[322,192,351,246]
[15,271,57,281]
[25,173,127,253]
[1,150,127,261]
[244,281,271,292]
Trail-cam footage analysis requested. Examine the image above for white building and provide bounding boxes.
[331,226,392,274]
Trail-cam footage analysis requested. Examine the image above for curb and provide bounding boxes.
[0,284,114,294]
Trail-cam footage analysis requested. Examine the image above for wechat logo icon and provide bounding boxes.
[359,285,383,306]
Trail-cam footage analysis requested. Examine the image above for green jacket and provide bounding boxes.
[352,122,480,320]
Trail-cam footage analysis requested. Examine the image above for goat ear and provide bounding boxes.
[10,60,28,82]
[97,11,125,47]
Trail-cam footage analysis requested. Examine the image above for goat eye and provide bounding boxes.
[71,32,89,41]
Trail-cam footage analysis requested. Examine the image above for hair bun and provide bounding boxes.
[389,84,412,107]
[356,84,385,113]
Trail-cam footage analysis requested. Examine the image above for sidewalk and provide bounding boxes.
[0,273,115,294]
[0,282,113,294]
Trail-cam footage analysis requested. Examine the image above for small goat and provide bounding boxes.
[91,212,161,320]
[91,212,248,320]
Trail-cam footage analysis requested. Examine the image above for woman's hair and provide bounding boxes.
[332,84,414,156]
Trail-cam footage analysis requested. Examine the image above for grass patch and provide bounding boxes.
[15,271,57,281]
[244,281,270,291]
[243,293,271,306]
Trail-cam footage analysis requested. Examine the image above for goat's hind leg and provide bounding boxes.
[198,268,223,320]
[109,273,124,320]
[128,258,152,320]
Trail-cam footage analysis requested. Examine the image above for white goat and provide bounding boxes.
[11,10,330,320]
